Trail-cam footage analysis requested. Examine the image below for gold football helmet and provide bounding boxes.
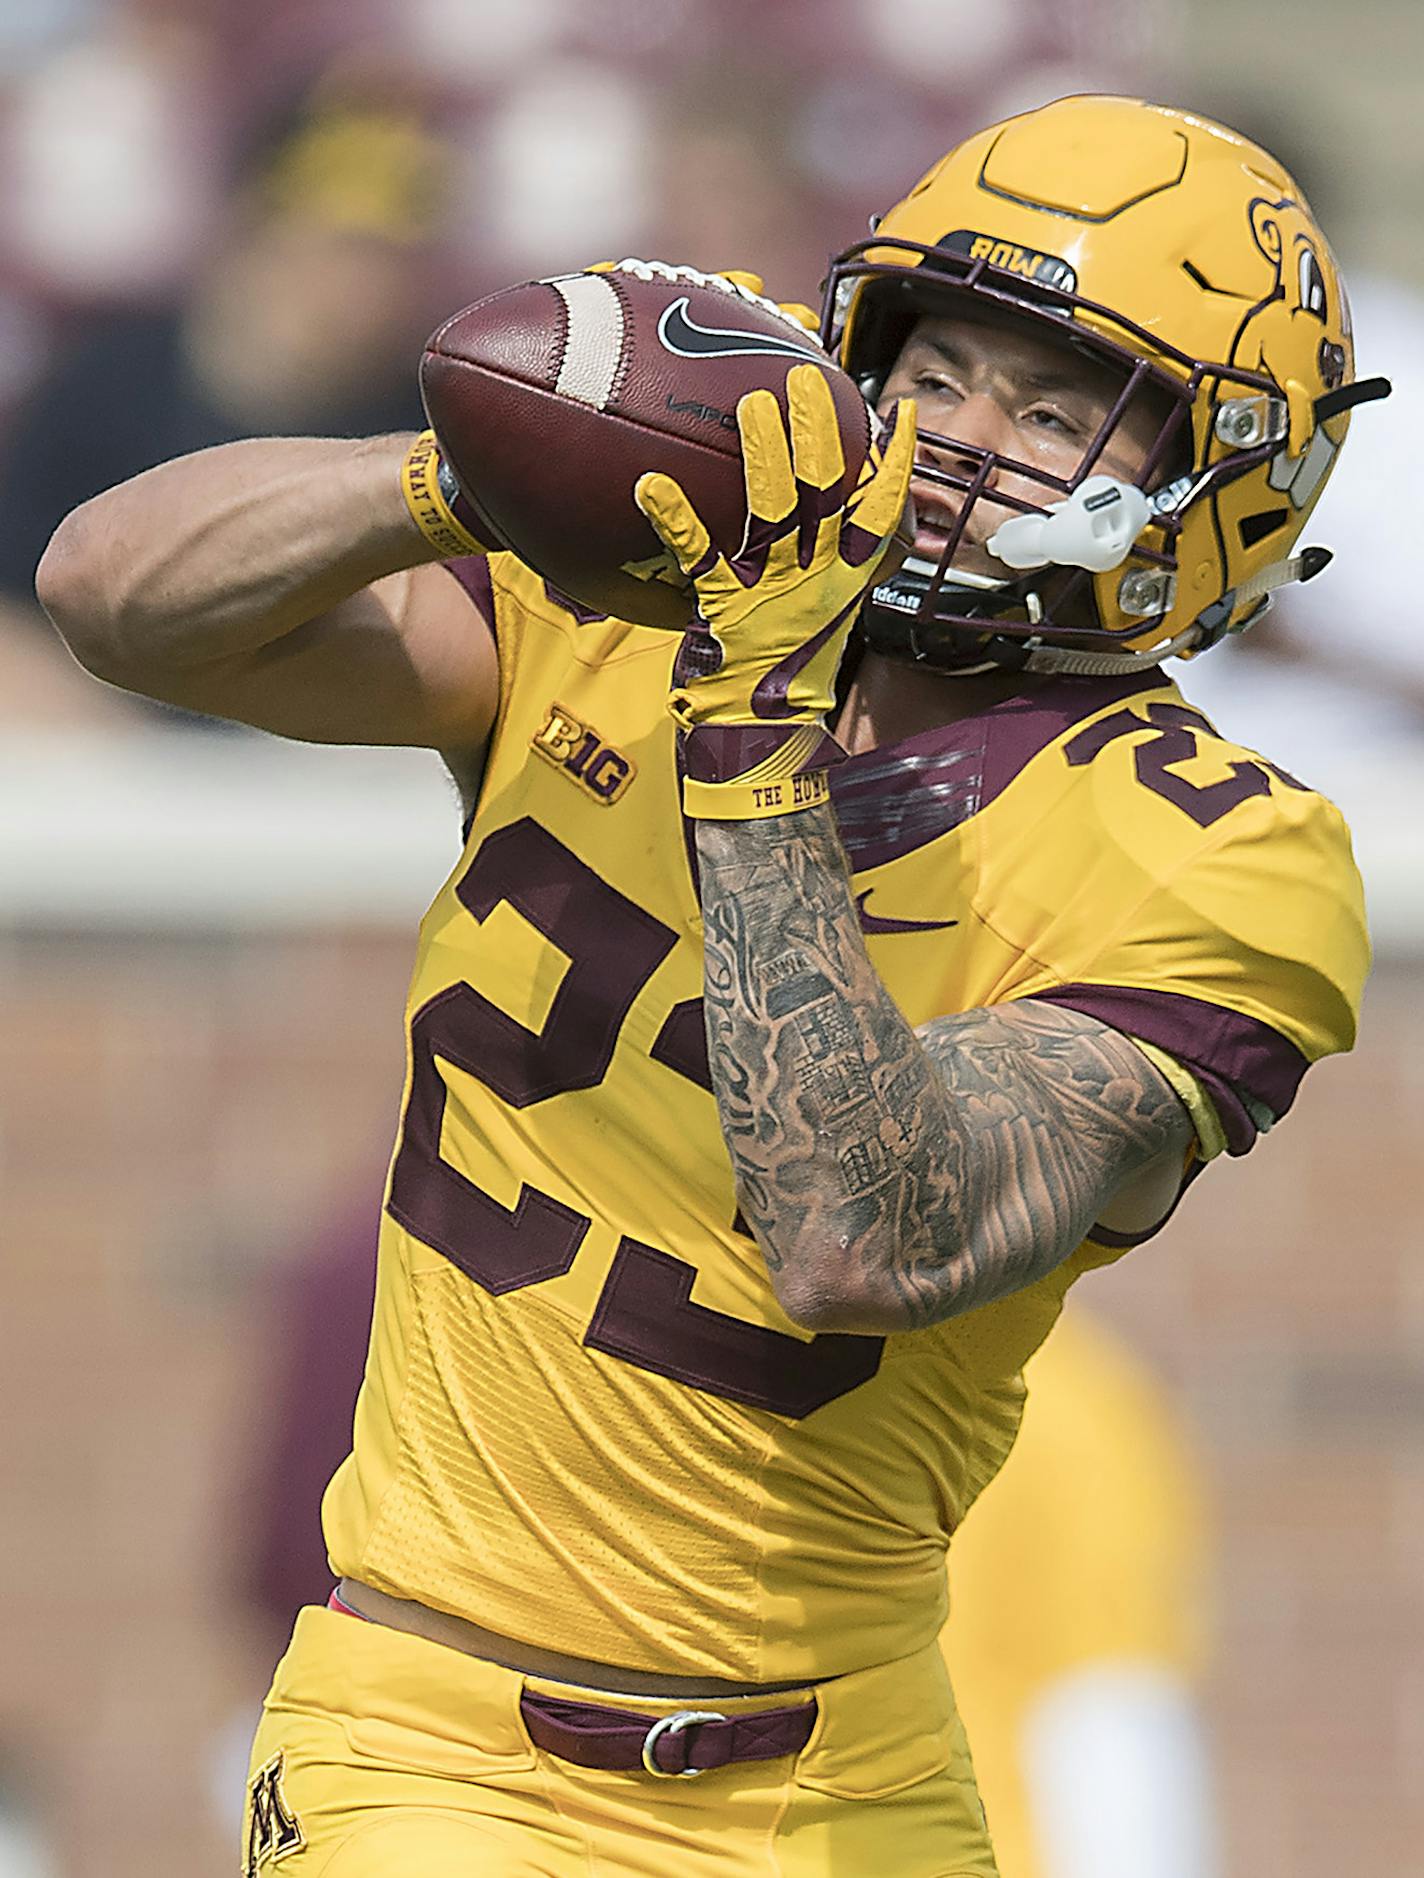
[823,94,1390,674]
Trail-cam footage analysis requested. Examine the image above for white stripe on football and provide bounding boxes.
[547,273,626,411]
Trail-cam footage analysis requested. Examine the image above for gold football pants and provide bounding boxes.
[243,1606,999,1876]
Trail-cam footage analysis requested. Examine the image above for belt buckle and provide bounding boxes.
[640,1708,727,1778]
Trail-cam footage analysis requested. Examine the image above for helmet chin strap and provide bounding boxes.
[865,476,1175,676]
[865,490,1335,678]
[1017,632,1196,677]
[863,589,1199,680]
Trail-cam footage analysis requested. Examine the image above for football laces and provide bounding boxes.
[610,258,825,347]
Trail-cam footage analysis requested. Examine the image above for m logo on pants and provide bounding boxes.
[246,1752,304,1875]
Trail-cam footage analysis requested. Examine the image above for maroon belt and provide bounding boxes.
[519,1689,817,1778]
[327,1588,816,1778]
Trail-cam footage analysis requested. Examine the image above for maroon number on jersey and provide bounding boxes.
[387,821,883,1416]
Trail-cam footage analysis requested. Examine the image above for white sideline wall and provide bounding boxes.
[0,729,1419,954]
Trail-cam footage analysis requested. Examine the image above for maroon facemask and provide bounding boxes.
[821,239,1286,673]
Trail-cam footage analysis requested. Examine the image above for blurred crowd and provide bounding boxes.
[0,0,1171,704]
[2,0,1421,798]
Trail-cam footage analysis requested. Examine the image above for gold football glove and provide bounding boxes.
[634,367,914,819]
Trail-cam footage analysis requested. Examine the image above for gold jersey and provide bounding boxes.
[322,553,1366,1684]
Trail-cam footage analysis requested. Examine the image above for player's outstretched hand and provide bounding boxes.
[635,367,915,728]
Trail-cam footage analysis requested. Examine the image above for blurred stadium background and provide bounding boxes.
[0,1,1421,1873]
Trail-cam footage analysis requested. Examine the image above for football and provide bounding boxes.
[419,261,878,628]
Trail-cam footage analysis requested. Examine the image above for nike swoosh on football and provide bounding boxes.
[855,890,959,935]
[656,297,822,362]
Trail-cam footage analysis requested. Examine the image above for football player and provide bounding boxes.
[38,96,1381,1877]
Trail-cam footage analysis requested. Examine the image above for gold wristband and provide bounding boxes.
[682,768,833,819]
[400,429,487,559]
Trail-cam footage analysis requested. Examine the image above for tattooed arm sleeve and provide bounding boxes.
[696,800,1194,1333]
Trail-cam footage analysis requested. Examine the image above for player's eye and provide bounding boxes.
[1021,405,1078,437]
[913,371,962,398]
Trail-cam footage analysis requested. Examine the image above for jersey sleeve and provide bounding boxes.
[1129,1039,1227,1161]
[1007,706,1370,1157]
[443,551,651,689]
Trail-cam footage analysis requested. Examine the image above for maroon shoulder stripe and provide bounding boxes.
[979,671,1162,811]
[1027,983,1308,1156]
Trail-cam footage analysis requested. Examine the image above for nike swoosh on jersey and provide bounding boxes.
[854,890,959,935]
[656,297,823,362]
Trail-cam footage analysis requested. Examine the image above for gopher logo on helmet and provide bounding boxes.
[1246,194,1339,325]
[1241,193,1351,378]
[1243,194,1354,511]
[245,1753,304,1875]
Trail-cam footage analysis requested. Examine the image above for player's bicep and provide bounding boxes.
[101,561,499,754]
[917,1001,1194,1292]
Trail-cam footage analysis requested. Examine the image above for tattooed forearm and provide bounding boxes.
[695,802,1193,1332]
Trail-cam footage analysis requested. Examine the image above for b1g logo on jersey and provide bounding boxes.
[245,1753,304,1876]
[938,229,1078,294]
[531,705,635,804]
